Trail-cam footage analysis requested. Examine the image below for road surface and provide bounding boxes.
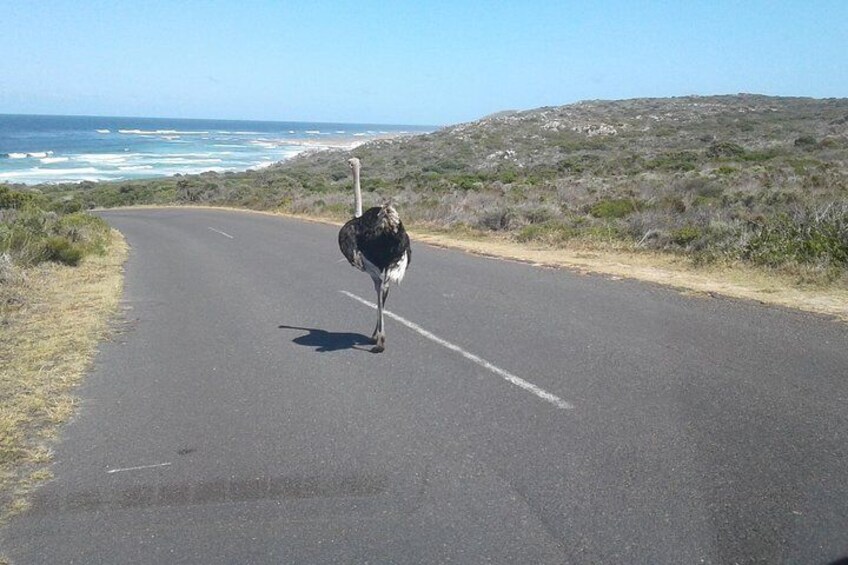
[3,207,847,563]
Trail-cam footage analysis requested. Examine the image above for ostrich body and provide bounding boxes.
[338,157,411,353]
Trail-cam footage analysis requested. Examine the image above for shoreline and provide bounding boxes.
[0,120,429,185]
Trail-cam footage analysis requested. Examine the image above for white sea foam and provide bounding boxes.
[77,153,132,163]
[158,157,223,164]
[161,152,225,158]
[41,157,69,164]
[5,151,53,159]
[96,129,111,134]
[249,140,278,148]
[0,167,100,178]
[305,130,320,134]
[118,165,154,171]
[118,129,209,135]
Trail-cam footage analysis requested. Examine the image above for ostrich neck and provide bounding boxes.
[353,167,363,218]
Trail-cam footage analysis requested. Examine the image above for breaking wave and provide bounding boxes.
[2,151,54,159]
[118,129,210,135]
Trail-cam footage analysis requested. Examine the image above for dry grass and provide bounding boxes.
[0,230,127,522]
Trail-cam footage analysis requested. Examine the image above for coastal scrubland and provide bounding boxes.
[15,94,847,288]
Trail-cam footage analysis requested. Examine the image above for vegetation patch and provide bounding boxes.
[670,225,703,247]
[516,221,579,245]
[589,198,639,219]
[746,204,848,276]
[1,193,110,268]
[0,188,127,523]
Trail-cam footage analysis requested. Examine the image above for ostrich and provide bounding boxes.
[338,157,411,353]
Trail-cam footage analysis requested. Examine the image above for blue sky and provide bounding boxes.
[1,0,845,125]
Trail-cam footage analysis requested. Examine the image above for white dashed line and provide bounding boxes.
[107,462,172,474]
[340,290,573,410]
[208,227,234,239]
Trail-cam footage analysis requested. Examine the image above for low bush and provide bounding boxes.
[516,221,578,245]
[478,208,516,231]
[589,198,639,219]
[707,141,746,159]
[43,236,85,266]
[745,204,848,270]
[1,191,110,268]
[670,225,702,247]
[648,151,699,172]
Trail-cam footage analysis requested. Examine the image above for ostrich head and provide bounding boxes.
[347,157,361,171]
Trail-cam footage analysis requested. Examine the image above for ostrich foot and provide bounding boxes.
[370,328,379,344]
[371,334,386,353]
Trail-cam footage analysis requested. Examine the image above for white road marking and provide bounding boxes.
[106,462,172,474]
[340,291,574,410]
[208,227,234,239]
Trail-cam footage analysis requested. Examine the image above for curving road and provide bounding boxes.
[3,208,847,563]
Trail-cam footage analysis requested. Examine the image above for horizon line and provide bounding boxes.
[0,112,439,129]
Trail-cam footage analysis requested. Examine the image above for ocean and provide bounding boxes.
[0,114,433,185]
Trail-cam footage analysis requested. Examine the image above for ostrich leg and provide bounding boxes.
[370,278,381,343]
[370,280,391,342]
[372,280,386,353]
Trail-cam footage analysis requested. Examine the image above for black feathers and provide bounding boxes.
[339,206,411,273]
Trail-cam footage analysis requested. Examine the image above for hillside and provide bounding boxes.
[16,94,848,281]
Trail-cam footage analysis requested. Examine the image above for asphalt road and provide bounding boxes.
[3,208,847,564]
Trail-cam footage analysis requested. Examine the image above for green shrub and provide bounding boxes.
[589,198,639,219]
[0,186,47,209]
[794,136,817,149]
[497,169,519,183]
[746,205,848,269]
[452,174,484,191]
[648,151,699,172]
[55,213,110,255]
[707,142,746,159]
[740,149,779,162]
[0,199,109,267]
[478,208,515,231]
[43,236,85,266]
[670,225,702,247]
[516,221,578,245]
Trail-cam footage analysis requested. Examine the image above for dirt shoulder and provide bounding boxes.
[107,205,848,322]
